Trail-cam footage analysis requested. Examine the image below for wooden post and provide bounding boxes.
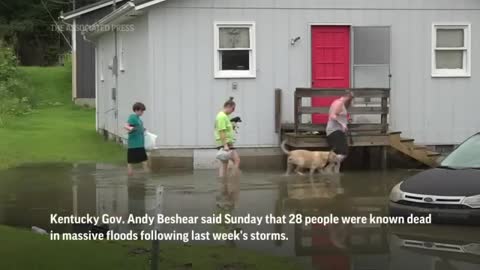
[381,146,388,170]
[275,89,282,133]
[381,93,388,134]
[294,89,300,134]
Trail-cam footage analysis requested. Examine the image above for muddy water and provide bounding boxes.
[1,164,480,270]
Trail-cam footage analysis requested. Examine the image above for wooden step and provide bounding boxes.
[427,151,441,157]
[414,145,428,150]
[389,131,402,135]
[389,136,439,167]
[400,138,415,143]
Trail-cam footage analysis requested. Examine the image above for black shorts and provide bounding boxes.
[216,143,235,150]
[127,147,148,164]
[327,130,349,155]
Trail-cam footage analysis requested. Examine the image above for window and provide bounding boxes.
[119,38,125,72]
[214,22,256,78]
[432,24,471,77]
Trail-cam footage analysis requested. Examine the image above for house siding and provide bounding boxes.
[96,15,150,139]
[75,7,115,99]
[97,0,480,147]
[96,31,116,134]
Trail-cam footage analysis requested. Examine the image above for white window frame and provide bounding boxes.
[214,21,256,79]
[432,23,471,78]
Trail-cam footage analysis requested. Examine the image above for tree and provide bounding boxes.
[0,0,99,65]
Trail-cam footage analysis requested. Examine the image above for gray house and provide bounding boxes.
[61,0,126,106]
[85,0,480,169]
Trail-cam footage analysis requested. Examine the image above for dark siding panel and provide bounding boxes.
[75,7,115,99]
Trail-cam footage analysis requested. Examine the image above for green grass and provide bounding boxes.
[0,226,301,270]
[0,66,124,170]
[20,66,72,103]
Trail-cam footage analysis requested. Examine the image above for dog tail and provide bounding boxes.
[280,140,290,155]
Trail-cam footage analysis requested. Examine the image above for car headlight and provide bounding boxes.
[389,182,404,202]
[462,195,480,208]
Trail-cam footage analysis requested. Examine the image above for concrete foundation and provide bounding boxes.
[149,147,286,172]
[74,98,95,108]
[96,128,448,172]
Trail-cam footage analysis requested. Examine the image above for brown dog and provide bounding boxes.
[281,140,338,177]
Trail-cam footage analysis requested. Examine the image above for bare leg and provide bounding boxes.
[127,164,134,176]
[335,154,347,174]
[142,161,150,173]
[230,150,241,177]
[219,161,228,178]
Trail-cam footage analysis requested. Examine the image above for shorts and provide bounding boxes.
[327,130,349,156]
[127,147,148,164]
[216,143,235,150]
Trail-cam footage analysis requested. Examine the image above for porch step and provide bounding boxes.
[427,151,442,157]
[389,134,441,167]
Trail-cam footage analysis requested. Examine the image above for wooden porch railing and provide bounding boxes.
[293,88,390,134]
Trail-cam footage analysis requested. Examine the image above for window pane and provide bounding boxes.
[220,50,249,70]
[353,26,390,65]
[437,29,464,47]
[219,27,250,48]
[436,50,463,69]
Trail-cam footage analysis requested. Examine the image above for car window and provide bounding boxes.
[441,134,480,168]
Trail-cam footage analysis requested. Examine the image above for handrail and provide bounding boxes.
[293,88,390,134]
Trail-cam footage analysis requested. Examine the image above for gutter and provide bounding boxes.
[83,1,137,39]
[135,0,167,11]
[60,0,126,21]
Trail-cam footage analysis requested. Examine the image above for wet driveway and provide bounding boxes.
[1,163,479,270]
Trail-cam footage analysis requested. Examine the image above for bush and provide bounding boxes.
[0,46,35,125]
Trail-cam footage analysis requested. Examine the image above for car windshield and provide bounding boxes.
[440,134,480,169]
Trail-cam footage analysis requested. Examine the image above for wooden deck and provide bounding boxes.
[277,88,441,167]
[281,87,390,148]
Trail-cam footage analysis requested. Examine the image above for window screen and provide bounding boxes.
[354,27,390,65]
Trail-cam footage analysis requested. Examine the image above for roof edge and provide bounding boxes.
[61,0,126,21]
[135,0,167,11]
[83,1,137,38]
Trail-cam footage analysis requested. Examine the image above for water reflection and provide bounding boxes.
[215,174,241,247]
[278,174,389,269]
[0,164,479,270]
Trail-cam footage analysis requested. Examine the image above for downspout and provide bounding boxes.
[113,0,119,137]
[72,19,77,101]
[114,29,119,137]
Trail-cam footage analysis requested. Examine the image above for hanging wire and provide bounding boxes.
[40,0,72,49]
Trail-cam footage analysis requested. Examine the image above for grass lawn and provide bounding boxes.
[0,66,125,170]
[0,226,300,270]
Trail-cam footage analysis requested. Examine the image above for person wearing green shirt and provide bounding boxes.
[215,97,240,178]
[125,102,149,176]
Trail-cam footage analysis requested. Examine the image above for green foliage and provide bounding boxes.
[63,53,72,74]
[0,46,36,125]
[0,0,71,65]
[0,65,124,170]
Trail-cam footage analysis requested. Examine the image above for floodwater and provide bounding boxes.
[1,164,480,270]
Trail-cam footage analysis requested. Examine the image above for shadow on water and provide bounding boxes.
[0,163,479,270]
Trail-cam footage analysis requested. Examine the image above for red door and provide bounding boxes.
[311,26,350,124]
